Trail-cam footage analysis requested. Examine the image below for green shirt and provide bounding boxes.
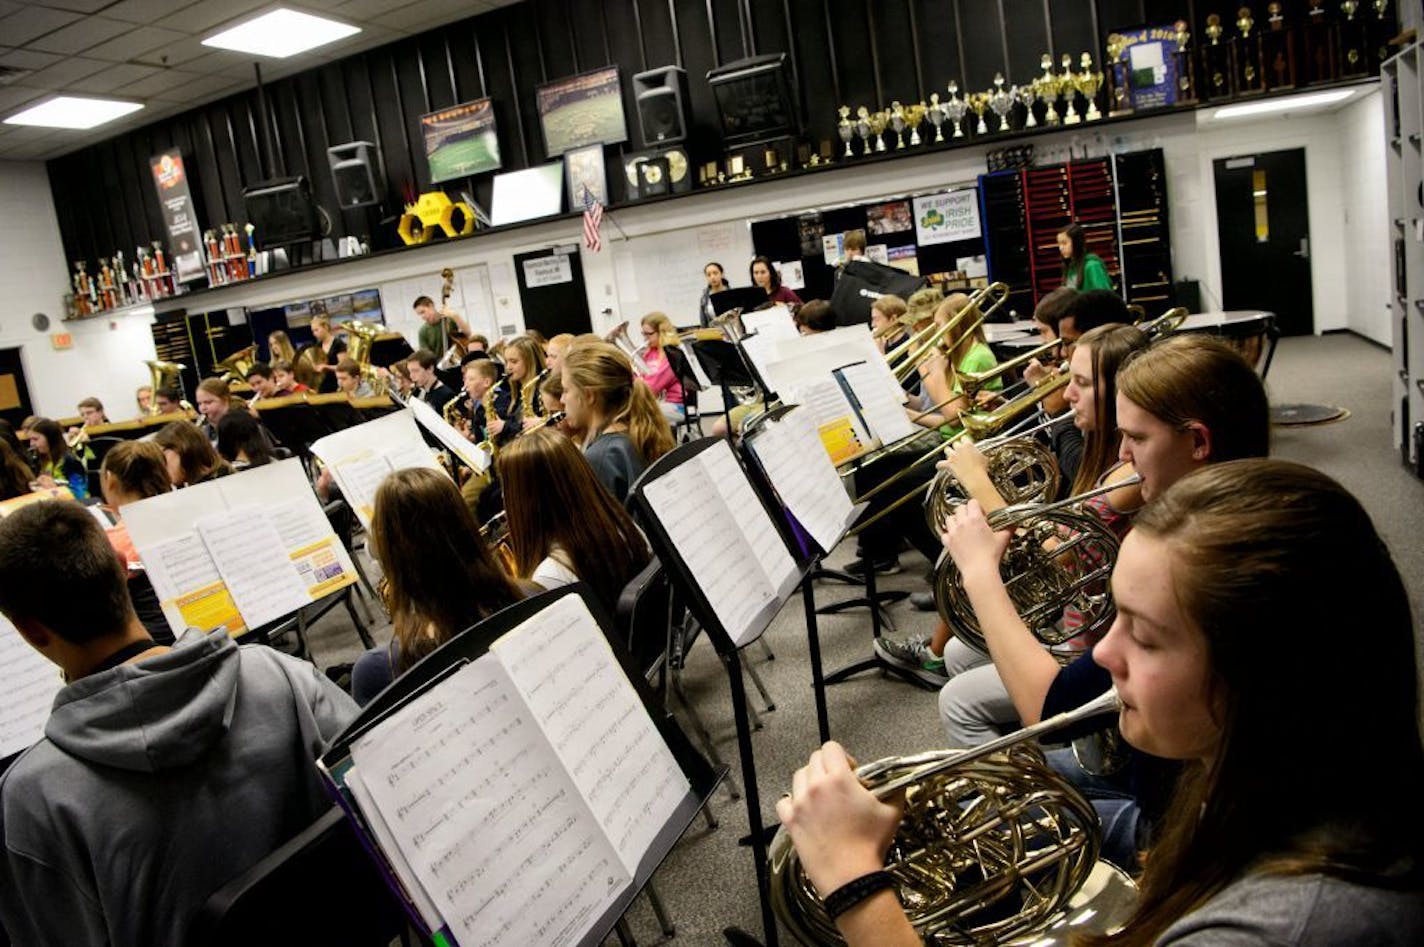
[940,341,1001,439]
[1065,253,1114,292]
[418,317,460,355]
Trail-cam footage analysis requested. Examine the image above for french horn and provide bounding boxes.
[769,689,1136,945]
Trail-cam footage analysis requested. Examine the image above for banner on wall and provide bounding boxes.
[149,150,204,283]
[912,188,981,246]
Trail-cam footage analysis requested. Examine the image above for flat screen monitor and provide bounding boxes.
[490,163,565,227]
[708,54,794,145]
[421,98,501,183]
[536,66,628,156]
[243,177,317,247]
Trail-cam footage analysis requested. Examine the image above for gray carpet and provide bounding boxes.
[301,332,1424,947]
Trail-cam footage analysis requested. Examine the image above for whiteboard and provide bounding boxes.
[376,263,496,349]
[611,220,753,327]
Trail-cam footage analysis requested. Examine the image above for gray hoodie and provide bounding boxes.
[0,628,359,947]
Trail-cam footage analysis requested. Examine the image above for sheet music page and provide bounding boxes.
[310,410,442,529]
[351,658,628,947]
[750,408,855,553]
[122,484,243,638]
[408,397,492,474]
[0,616,63,759]
[269,496,359,600]
[345,766,445,930]
[701,440,798,589]
[837,360,919,444]
[490,594,688,875]
[195,509,311,629]
[797,324,903,395]
[782,376,874,450]
[641,453,773,645]
[740,305,797,340]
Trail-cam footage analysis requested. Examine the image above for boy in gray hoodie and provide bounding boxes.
[0,501,360,946]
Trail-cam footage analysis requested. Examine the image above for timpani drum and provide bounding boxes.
[1176,310,1279,376]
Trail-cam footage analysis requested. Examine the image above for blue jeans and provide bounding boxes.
[1043,746,1140,872]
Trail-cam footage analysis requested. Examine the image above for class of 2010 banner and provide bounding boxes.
[912,188,982,246]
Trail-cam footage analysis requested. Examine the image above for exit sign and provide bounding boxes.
[50,333,73,350]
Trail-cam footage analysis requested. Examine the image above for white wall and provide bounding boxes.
[0,161,158,419]
[1341,88,1392,345]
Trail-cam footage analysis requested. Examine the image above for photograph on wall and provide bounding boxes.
[1110,26,1180,111]
[866,244,889,265]
[421,98,501,183]
[774,259,805,290]
[537,66,628,157]
[913,188,982,246]
[887,245,919,276]
[866,200,912,235]
[565,144,607,208]
[821,233,844,265]
[798,213,824,256]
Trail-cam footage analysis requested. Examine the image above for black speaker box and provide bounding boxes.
[327,141,383,209]
[632,66,689,147]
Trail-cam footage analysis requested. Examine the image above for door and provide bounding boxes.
[513,245,592,338]
[1213,148,1314,335]
[0,347,34,430]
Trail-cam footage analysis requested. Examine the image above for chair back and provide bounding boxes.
[615,556,673,683]
[191,807,407,947]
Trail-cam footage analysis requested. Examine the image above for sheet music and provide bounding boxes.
[0,616,63,759]
[749,407,855,553]
[702,439,798,587]
[196,509,311,629]
[740,305,797,340]
[345,766,445,930]
[122,487,242,638]
[350,658,628,947]
[270,496,359,599]
[408,397,492,474]
[837,360,919,444]
[309,410,444,529]
[490,594,688,874]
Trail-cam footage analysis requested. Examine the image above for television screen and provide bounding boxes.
[708,54,794,144]
[536,66,628,156]
[490,163,565,227]
[421,98,501,183]
[243,177,317,247]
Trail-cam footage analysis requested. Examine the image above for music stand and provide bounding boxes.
[252,396,328,457]
[710,287,770,315]
[304,393,366,432]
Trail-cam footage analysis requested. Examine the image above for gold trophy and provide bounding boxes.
[838,105,855,157]
[889,101,908,149]
[906,101,927,146]
[1060,53,1080,124]
[944,82,970,138]
[1035,55,1062,125]
[987,74,1015,132]
[854,106,874,154]
[969,92,990,135]
[1077,53,1104,120]
[927,93,947,142]
[867,108,889,152]
[1018,81,1038,127]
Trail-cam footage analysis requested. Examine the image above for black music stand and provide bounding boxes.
[710,287,770,315]
[253,398,328,457]
[305,393,366,432]
[350,395,399,420]
[319,586,720,947]
[629,437,815,947]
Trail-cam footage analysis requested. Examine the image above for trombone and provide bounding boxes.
[888,282,1010,385]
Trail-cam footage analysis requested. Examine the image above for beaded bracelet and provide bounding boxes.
[823,870,898,920]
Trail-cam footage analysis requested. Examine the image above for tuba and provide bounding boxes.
[769,689,1136,945]
[605,321,652,375]
[341,320,390,396]
[212,345,258,387]
[145,359,187,414]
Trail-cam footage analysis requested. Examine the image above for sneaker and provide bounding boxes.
[910,591,937,612]
[844,555,903,577]
[873,634,948,685]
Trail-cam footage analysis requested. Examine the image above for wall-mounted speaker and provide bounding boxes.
[327,141,383,209]
[632,66,689,148]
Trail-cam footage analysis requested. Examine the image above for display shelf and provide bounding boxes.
[1383,42,1424,475]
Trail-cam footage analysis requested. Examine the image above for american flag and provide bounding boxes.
[581,185,604,253]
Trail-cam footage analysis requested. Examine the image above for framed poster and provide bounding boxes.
[913,188,982,246]
[565,144,607,207]
[536,66,628,157]
[420,98,501,183]
[1111,25,1181,111]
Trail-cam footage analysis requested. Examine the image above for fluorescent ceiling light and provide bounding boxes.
[1212,89,1356,120]
[203,8,360,58]
[4,96,143,129]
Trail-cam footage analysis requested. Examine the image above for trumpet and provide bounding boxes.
[934,474,1142,653]
[769,688,1135,946]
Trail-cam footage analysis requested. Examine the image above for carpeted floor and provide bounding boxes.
[303,332,1424,947]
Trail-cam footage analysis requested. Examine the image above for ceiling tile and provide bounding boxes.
[67,62,162,94]
[0,6,83,46]
[0,2,23,18]
[21,56,110,87]
[27,16,134,56]
[103,0,203,25]
[35,0,116,13]
[117,68,202,99]
[348,0,426,23]
[160,0,272,35]
[82,25,187,63]
[169,74,246,99]
[0,47,62,71]
[0,84,47,112]
[130,37,210,68]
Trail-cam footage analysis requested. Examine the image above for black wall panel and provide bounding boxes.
[46,0,1206,267]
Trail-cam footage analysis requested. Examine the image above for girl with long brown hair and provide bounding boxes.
[351,467,523,705]
[779,460,1424,945]
[154,420,232,486]
[561,341,673,503]
[308,314,346,393]
[497,427,651,614]
[0,437,34,501]
[97,440,175,644]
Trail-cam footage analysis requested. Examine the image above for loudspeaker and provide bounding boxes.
[326,141,383,209]
[632,66,689,147]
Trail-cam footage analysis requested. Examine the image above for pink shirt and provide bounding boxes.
[641,348,684,405]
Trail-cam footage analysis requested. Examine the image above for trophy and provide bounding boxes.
[889,101,908,149]
[867,108,889,151]
[1304,0,1339,84]
[98,259,116,310]
[944,82,969,137]
[1263,2,1297,88]
[72,262,92,316]
[1174,20,1198,102]
[1017,82,1038,126]
[906,102,927,145]
[988,74,1015,132]
[1035,54,1063,125]
[113,252,129,306]
[1077,53,1103,120]
[1233,6,1266,93]
[1339,0,1368,77]
[855,106,874,154]
[968,93,990,135]
[1057,54,1079,124]
[1106,35,1133,115]
[1370,0,1393,73]
[1203,14,1234,99]
[927,93,947,142]
[837,106,856,157]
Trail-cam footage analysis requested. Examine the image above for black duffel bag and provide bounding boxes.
[829,259,928,326]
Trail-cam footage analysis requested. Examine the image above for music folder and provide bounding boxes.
[318,586,718,947]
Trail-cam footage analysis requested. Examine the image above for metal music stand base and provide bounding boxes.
[821,567,939,692]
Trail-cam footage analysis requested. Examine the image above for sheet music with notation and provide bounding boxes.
[197,509,311,629]
[836,360,919,445]
[309,409,444,530]
[746,407,855,553]
[408,397,492,474]
[0,615,63,759]
[345,594,688,947]
[641,440,799,646]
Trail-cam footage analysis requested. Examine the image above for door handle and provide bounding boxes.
[1292,237,1310,259]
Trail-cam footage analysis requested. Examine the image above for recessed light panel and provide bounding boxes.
[1212,89,1356,121]
[203,8,361,59]
[4,96,144,129]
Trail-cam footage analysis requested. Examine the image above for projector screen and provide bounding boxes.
[490,163,565,227]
